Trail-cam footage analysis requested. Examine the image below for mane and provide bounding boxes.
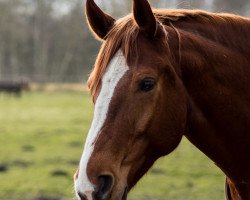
[87,9,249,98]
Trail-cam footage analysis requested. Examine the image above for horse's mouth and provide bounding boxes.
[92,186,128,200]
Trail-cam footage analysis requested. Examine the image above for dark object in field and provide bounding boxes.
[0,80,30,96]
[68,141,82,148]
[22,145,35,152]
[150,168,166,175]
[51,169,68,177]
[0,164,8,172]
[68,159,79,166]
[12,160,33,168]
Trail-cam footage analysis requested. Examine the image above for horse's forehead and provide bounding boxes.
[102,50,129,82]
[97,49,129,98]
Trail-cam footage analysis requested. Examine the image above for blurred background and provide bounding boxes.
[0,0,249,200]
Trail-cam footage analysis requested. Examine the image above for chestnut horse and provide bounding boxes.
[74,0,250,199]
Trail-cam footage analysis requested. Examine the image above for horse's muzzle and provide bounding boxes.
[77,183,128,200]
[77,175,114,200]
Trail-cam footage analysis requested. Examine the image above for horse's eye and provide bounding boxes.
[139,78,155,92]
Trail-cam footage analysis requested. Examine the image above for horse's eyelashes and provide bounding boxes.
[139,78,155,92]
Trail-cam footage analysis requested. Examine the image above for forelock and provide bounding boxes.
[87,14,140,99]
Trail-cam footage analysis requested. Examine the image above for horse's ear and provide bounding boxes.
[133,0,157,37]
[86,0,115,40]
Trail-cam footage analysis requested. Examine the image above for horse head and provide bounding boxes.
[74,0,187,199]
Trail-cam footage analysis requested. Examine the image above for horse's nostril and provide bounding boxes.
[95,175,114,200]
[78,192,87,200]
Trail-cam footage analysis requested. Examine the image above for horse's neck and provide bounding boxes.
[169,16,250,184]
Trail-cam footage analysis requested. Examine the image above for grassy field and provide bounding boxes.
[0,91,225,200]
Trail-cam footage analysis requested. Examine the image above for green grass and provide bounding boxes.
[0,91,225,200]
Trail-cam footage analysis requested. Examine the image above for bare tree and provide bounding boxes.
[0,0,249,83]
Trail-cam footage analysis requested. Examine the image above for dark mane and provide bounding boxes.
[87,9,250,97]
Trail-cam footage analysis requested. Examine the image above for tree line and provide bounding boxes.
[0,0,249,83]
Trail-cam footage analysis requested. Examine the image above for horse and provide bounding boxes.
[0,80,29,96]
[74,0,250,199]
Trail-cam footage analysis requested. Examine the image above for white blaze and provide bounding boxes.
[75,50,129,198]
